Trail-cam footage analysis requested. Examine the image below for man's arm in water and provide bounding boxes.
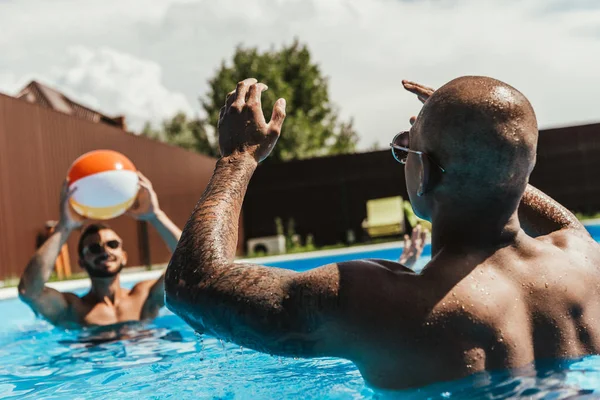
[127,171,182,315]
[165,79,405,358]
[18,182,85,325]
[402,80,589,238]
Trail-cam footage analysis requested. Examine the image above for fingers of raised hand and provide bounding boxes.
[402,80,435,103]
[246,83,268,108]
[67,186,78,199]
[411,224,422,241]
[225,90,236,108]
[420,228,428,244]
[62,181,77,203]
[268,98,286,135]
[230,78,258,112]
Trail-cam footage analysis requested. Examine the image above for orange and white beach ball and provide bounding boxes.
[67,150,139,220]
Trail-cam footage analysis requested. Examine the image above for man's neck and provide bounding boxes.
[89,275,122,303]
[430,208,522,256]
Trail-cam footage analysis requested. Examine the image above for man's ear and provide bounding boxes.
[417,155,428,197]
[417,155,439,197]
[121,250,128,266]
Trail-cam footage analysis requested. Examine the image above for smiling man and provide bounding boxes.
[19,172,181,329]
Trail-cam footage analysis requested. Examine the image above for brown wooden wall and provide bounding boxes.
[243,123,600,249]
[0,93,228,280]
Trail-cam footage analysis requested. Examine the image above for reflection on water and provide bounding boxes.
[1,310,600,399]
[381,360,600,399]
[57,321,184,347]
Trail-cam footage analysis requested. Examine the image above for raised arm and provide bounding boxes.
[402,80,588,238]
[127,171,182,315]
[18,182,86,325]
[165,79,355,358]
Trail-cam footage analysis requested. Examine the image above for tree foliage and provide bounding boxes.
[142,40,359,162]
[141,114,219,157]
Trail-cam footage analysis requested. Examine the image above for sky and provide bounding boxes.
[1,0,599,149]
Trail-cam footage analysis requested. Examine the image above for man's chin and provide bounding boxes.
[85,263,124,279]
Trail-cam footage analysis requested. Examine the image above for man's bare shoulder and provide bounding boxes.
[535,226,596,249]
[330,259,425,314]
[534,227,600,268]
[333,258,419,287]
[129,279,158,297]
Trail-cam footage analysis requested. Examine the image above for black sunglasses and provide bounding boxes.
[390,131,446,173]
[84,240,122,255]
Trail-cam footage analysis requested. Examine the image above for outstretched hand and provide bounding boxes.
[218,78,287,163]
[127,171,162,221]
[402,80,436,126]
[58,180,88,230]
[399,224,428,269]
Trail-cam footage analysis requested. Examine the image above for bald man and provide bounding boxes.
[165,77,600,390]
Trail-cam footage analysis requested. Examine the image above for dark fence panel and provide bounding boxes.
[0,93,225,280]
[530,123,600,212]
[243,123,600,249]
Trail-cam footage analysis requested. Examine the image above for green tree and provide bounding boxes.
[202,39,358,162]
[142,39,359,161]
[141,113,219,157]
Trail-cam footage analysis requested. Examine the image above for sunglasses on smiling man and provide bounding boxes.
[83,240,122,256]
[389,131,446,173]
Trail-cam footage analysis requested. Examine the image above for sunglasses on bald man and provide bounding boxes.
[390,131,446,173]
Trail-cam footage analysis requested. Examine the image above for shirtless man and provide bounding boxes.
[19,172,182,329]
[164,76,600,390]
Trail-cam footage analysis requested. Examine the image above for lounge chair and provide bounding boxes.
[361,196,405,238]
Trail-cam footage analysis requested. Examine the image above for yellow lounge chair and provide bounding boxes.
[362,196,405,238]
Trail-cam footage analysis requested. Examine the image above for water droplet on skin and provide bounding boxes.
[545,283,549,288]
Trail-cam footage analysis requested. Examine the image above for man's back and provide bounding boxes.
[351,229,600,389]
[165,76,600,392]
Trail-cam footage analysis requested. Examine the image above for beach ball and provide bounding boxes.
[67,150,139,220]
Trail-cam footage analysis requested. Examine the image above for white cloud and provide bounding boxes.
[0,0,599,147]
[48,46,194,131]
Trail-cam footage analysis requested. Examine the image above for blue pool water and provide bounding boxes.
[1,225,599,399]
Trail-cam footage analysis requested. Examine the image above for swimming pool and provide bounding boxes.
[1,225,599,399]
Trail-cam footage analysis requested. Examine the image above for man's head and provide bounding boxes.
[404,76,538,222]
[78,223,127,278]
